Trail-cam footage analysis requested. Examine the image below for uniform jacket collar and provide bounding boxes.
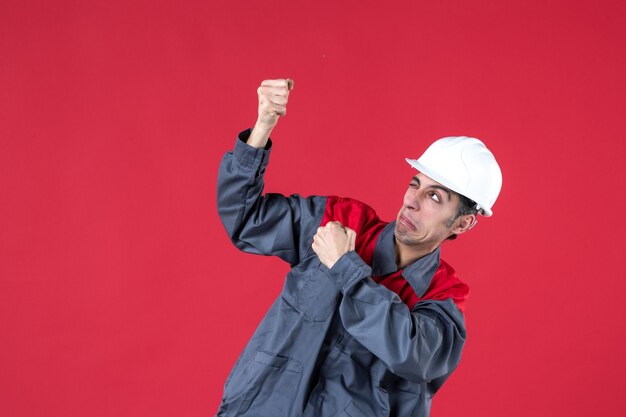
[371,221,441,298]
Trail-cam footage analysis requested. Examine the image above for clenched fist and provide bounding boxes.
[256,79,294,129]
[312,221,357,269]
[247,78,294,149]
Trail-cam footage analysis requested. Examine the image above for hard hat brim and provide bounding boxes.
[405,158,493,217]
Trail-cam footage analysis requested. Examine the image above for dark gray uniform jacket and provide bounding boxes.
[215,129,468,417]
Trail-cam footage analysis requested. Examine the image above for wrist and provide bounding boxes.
[248,121,274,149]
[254,120,275,133]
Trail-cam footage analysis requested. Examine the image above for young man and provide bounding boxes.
[215,79,502,417]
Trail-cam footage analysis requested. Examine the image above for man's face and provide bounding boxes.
[394,172,461,247]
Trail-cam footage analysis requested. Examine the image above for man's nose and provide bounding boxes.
[404,193,420,211]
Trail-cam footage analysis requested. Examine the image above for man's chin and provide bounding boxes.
[393,226,411,243]
[395,224,426,245]
[394,220,413,235]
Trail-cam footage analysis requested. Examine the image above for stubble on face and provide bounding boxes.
[392,173,465,264]
[393,199,460,249]
[393,213,452,247]
[393,218,420,246]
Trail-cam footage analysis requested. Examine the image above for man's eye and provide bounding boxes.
[409,183,418,188]
[430,193,440,203]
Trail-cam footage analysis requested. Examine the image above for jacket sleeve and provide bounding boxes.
[217,129,327,266]
[323,251,467,383]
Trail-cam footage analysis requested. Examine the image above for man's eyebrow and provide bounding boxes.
[412,176,452,201]
[429,185,452,201]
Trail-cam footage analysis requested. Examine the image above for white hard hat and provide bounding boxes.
[405,136,502,217]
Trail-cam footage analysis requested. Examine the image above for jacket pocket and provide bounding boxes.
[224,350,303,416]
[281,258,340,322]
[337,401,374,417]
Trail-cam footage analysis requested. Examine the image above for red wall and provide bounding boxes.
[1,1,625,416]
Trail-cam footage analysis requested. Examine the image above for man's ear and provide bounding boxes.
[452,214,477,235]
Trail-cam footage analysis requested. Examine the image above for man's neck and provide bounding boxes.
[393,239,439,269]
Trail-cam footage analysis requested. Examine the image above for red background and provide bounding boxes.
[1,1,625,416]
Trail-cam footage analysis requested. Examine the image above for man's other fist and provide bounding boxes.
[312,221,357,269]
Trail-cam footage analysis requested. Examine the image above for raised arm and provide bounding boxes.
[217,79,327,266]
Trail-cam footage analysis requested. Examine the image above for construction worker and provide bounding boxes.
[215,79,502,417]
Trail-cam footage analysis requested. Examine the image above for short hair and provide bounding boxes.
[446,192,478,240]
